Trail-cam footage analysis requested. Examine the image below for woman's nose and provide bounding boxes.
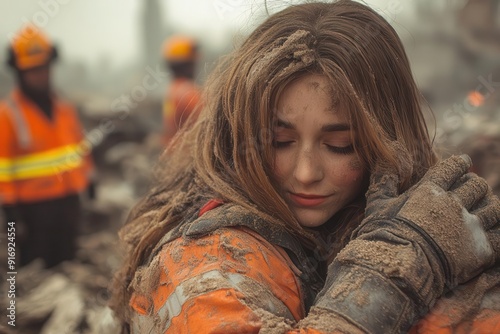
[293,149,324,185]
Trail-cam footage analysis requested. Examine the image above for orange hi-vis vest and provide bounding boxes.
[163,78,201,144]
[0,89,92,205]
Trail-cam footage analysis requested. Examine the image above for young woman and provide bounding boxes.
[111,1,500,333]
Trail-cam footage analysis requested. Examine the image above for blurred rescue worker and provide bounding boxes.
[0,25,94,268]
[162,35,202,144]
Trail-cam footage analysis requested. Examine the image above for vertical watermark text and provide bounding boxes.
[6,221,17,327]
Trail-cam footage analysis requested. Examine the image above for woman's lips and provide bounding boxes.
[289,193,330,207]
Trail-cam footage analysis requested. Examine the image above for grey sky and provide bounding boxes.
[0,0,410,68]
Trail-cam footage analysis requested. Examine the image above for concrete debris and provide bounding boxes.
[0,232,123,334]
[39,285,85,334]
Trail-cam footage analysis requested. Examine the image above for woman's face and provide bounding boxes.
[273,74,365,227]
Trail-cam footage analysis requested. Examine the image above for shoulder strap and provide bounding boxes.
[184,204,310,265]
[5,96,32,149]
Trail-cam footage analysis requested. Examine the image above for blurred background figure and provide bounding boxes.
[0,24,94,268]
[162,34,202,144]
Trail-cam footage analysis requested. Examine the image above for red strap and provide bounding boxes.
[198,199,224,217]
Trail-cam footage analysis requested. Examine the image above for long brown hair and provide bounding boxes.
[111,0,437,323]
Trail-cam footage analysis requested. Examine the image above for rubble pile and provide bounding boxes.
[3,232,122,334]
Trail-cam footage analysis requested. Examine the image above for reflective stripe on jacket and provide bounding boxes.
[0,89,92,204]
[129,201,500,333]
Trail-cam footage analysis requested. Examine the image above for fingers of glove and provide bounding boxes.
[450,173,489,210]
[366,172,399,203]
[422,155,472,190]
[366,141,411,202]
[473,193,500,230]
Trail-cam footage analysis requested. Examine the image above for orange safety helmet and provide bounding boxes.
[7,24,57,70]
[162,35,198,63]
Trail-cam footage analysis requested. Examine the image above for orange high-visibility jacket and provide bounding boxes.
[129,201,500,333]
[0,89,93,205]
[163,78,201,144]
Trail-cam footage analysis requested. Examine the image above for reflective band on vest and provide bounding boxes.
[5,96,32,149]
[0,142,85,182]
[147,269,294,333]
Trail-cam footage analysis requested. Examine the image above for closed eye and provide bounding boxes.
[325,144,354,154]
[273,140,294,149]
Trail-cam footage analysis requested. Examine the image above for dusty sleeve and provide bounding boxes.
[296,221,446,334]
[129,227,306,333]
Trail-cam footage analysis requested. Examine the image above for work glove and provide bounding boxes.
[299,153,500,334]
[359,154,499,286]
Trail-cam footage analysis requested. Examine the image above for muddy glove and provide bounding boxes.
[300,154,500,334]
[360,154,499,285]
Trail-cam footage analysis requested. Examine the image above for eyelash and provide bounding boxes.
[273,141,354,155]
[326,144,354,155]
[273,141,292,149]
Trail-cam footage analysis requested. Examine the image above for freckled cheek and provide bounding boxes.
[342,169,365,186]
[329,158,366,188]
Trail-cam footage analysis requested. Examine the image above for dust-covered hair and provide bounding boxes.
[111,0,437,324]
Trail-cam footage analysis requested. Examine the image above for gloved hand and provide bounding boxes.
[299,153,500,334]
[360,153,499,288]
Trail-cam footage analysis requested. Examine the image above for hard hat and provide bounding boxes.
[7,24,57,70]
[162,35,198,63]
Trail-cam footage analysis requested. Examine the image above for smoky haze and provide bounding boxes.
[0,1,413,89]
[0,0,497,149]
[0,0,250,98]
[0,0,409,66]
